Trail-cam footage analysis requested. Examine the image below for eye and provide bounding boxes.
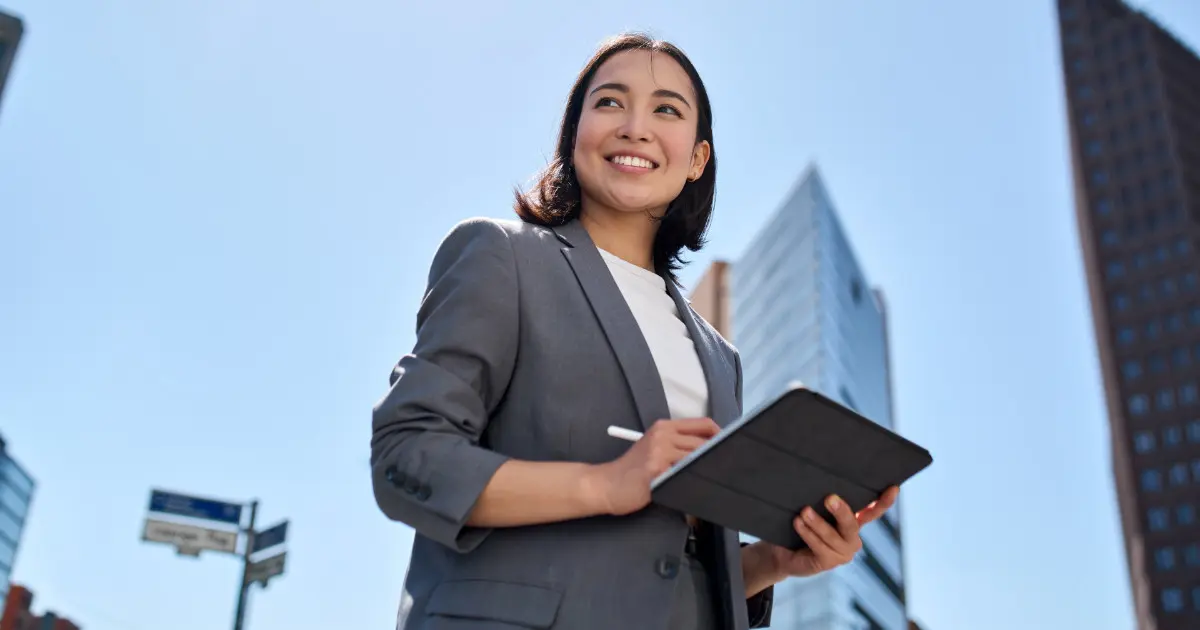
[595,97,622,108]
[656,104,683,117]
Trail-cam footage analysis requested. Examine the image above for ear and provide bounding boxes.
[688,140,712,181]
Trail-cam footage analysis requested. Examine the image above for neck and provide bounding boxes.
[578,205,660,272]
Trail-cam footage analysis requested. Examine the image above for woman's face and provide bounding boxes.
[572,49,710,218]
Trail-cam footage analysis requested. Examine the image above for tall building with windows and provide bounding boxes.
[1057,1,1200,627]
[0,436,34,617]
[0,9,23,117]
[691,165,905,629]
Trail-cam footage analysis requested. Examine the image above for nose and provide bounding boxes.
[616,110,653,143]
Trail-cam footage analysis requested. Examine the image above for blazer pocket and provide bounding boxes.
[426,579,563,629]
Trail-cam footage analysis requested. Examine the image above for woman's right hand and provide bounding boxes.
[588,417,722,516]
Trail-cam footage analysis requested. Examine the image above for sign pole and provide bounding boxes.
[232,499,258,630]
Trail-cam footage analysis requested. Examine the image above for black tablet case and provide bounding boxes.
[650,386,933,550]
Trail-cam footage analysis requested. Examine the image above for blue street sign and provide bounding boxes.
[252,520,288,554]
[148,489,243,525]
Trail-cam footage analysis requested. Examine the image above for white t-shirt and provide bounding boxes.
[597,248,709,420]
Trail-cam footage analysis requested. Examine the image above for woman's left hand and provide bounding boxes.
[766,486,900,579]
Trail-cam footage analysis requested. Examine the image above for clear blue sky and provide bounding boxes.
[2,1,1199,629]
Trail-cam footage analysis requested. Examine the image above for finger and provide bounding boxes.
[856,486,899,525]
[825,495,860,541]
[793,514,840,562]
[671,434,710,453]
[670,417,722,437]
[798,507,856,557]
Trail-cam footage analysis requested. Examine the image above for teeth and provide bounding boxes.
[611,155,655,169]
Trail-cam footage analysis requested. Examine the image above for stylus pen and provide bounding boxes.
[606,425,644,442]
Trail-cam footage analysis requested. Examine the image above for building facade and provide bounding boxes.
[690,165,905,629]
[0,9,23,116]
[0,437,34,617]
[1056,1,1200,627]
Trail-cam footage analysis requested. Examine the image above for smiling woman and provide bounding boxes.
[513,34,716,281]
[371,32,896,630]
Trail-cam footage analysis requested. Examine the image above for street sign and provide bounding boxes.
[245,552,286,586]
[148,489,243,525]
[251,520,288,554]
[142,518,239,555]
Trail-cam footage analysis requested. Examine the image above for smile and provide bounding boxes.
[606,154,658,171]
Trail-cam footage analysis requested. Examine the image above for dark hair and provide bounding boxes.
[513,32,716,280]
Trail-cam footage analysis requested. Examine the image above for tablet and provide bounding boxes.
[650,384,933,550]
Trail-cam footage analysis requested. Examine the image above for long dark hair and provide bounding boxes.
[514,32,717,280]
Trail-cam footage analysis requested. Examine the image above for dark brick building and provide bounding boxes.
[1057,0,1200,628]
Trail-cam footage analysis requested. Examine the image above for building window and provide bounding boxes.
[1182,384,1199,406]
[1080,85,1095,100]
[1086,139,1103,156]
[1186,273,1198,291]
[1118,327,1137,345]
[1130,394,1150,416]
[1141,284,1156,303]
[1106,261,1125,279]
[1193,587,1200,612]
[1102,230,1120,246]
[1170,463,1189,486]
[1082,111,1098,126]
[1174,347,1191,367]
[1150,353,1167,372]
[1136,431,1157,453]
[1163,278,1179,298]
[1113,292,1131,311]
[1150,507,1170,531]
[849,279,863,306]
[1123,360,1143,380]
[1157,547,1177,570]
[1143,469,1163,491]
[1192,459,1200,482]
[1158,388,1176,411]
[1095,199,1113,215]
[1178,504,1196,526]
[1189,420,1200,443]
[1176,238,1190,255]
[1165,426,1183,447]
[1164,588,1184,612]
[1156,244,1170,262]
[1168,314,1185,332]
[1186,544,1200,566]
[1191,308,1200,326]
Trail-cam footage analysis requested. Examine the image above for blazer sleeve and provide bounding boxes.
[370,218,518,553]
[735,349,775,629]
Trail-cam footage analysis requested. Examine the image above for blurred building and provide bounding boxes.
[689,260,732,338]
[1056,1,1200,627]
[690,165,906,629]
[0,585,80,630]
[0,9,22,116]
[0,437,33,617]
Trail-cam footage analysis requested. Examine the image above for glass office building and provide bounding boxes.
[0,435,35,615]
[732,166,906,629]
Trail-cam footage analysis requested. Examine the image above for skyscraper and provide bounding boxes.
[0,436,34,618]
[0,9,23,117]
[691,165,905,629]
[1057,1,1200,627]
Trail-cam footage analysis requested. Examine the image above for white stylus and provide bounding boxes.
[606,425,644,442]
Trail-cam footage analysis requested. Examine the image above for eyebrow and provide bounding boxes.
[588,82,692,109]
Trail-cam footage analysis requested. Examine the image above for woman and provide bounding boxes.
[371,33,899,630]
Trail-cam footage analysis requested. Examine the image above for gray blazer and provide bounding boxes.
[371,217,774,630]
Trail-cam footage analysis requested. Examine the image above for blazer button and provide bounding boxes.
[655,555,680,579]
[415,485,431,501]
[403,477,420,495]
[385,466,405,487]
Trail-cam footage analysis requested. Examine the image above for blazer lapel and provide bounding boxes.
[553,220,670,433]
[664,280,740,426]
